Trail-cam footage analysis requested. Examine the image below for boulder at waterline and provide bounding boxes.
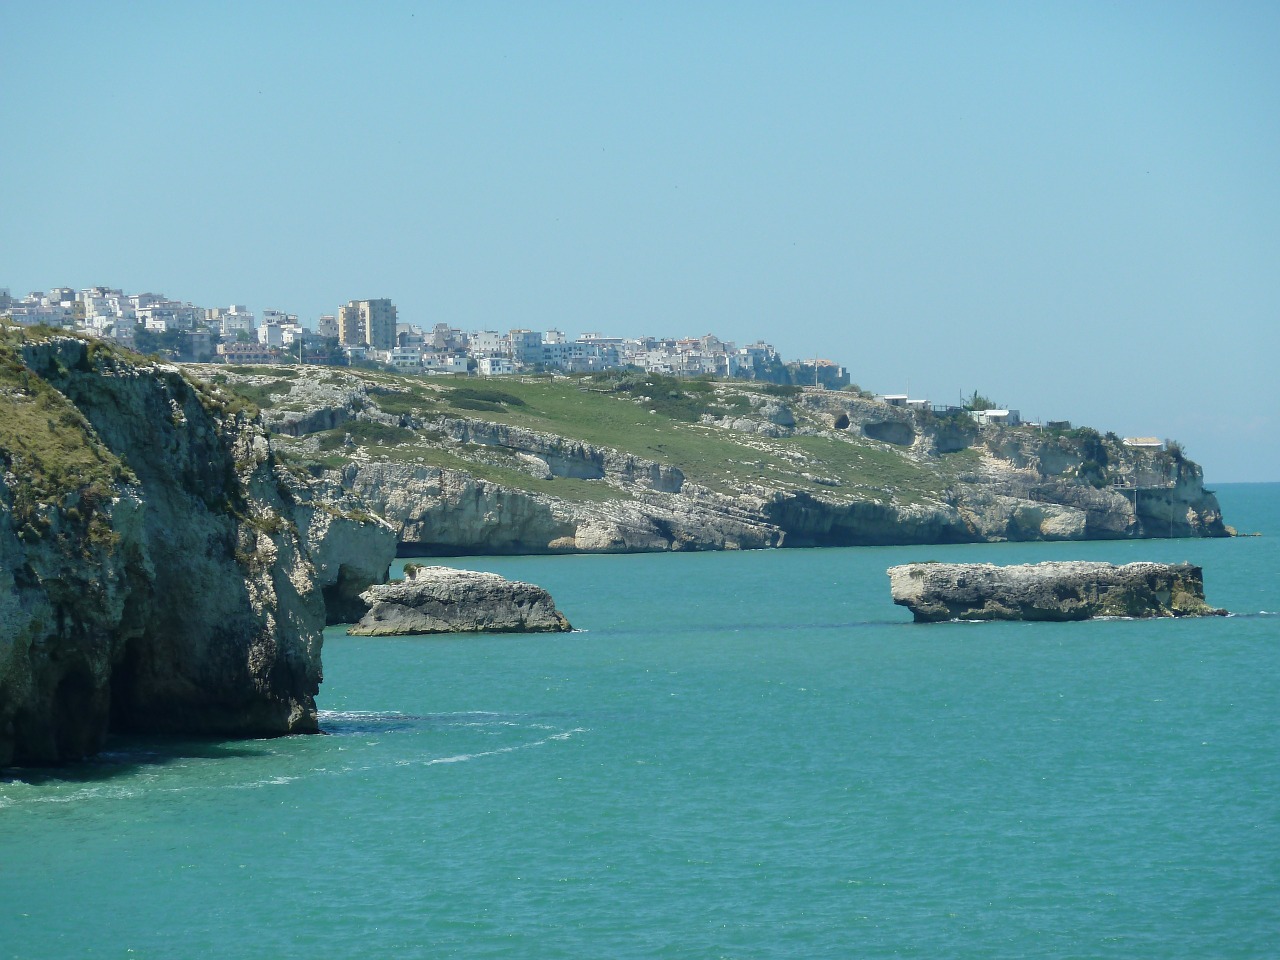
[888,560,1226,623]
[349,565,572,635]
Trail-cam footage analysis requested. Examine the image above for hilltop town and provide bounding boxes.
[3,283,1183,454]
[0,285,850,388]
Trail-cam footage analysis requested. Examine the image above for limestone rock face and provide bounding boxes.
[341,462,577,554]
[954,490,1088,541]
[350,565,572,635]
[0,339,382,768]
[435,417,686,491]
[340,461,785,555]
[206,366,1230,556]
[888,560,1225,622]
[293,499,397,624]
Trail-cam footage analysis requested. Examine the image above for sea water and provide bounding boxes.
[2,484,1277,959]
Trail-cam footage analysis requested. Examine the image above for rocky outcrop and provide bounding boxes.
[336,461,784,555]
[256,375,364,436]
[292,498,397,624]
[206,367,1229,556]
[972,432,1226,539]
[888,560,1226,622]
[330,450,1224,556]
[434,417,685,491]
[0,338,387,768]
[349,565,571,635]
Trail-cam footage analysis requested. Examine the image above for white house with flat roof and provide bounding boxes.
[969,409,1022,427]
[423,354,468,375]
[478,357,515,376]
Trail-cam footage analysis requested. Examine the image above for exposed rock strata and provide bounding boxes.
[887,560,1225,622]
[350,565,571,635]
[0,339,389,768]
[337,461,783,555]
[434,417,685,491]
[205,367,1228,556]
[293,499,398,624]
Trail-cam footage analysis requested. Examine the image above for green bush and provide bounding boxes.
[372,388,434,416]
[316,420,416,451]
[451,397,504,412]
[962,391,997,411]
[446,386,526,408]
[763,383,802,399]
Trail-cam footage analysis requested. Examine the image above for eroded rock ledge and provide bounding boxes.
[349,565,572,635]
[0,337,394,769]
[888,560,1226,622]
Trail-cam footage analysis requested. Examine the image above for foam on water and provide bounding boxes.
[423,729,587,766]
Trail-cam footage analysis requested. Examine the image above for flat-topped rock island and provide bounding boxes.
[888,560,1226,623]
[349,565,573,635]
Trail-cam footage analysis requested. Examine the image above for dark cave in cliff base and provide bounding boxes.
[53,666,105,760]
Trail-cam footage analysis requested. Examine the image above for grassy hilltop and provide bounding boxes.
[212,365,983,509]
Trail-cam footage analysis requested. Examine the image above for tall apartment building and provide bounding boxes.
[337,299,397,349]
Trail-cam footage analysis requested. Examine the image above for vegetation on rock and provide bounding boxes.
[0,326,132,550]
[189,363,1226,549]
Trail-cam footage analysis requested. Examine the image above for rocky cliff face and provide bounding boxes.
[205,367,1228,558]
[0,336,391,767]
[335,461,783,555]
[291,496,398,624]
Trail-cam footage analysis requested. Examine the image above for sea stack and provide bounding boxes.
[887,560,1225,623]
[349,565,572,635]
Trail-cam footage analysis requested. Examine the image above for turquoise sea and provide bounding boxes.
[2,483,1278,959]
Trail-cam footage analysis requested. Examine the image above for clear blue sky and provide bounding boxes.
[3,1,1277,481]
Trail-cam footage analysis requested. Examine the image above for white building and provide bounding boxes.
[128,293,164,311]
[388,346,423,369]
[968,409,1022,427]
[211,305,256,338]
[422,353,468,375]
[280,323,308,347]
[257,323,285,347]
[79,288,133,325]
[6,303,73,326]
[136,300,202,331]
[261,309,296,327]
[470,331,507,357]
[478,357,515,376]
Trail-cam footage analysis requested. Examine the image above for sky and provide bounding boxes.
[2,1,1277,482]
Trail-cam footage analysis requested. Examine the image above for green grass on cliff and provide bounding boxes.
[214,366,974,506]
[368,374,969,505]
[0,327,129,546]
[424,377,974,505]
[282,429,631,504]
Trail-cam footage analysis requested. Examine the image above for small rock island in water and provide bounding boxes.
[888,560,1226,623]
[349,565,573,635]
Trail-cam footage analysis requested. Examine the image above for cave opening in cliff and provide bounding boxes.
[108,639,146,734]
[53,665,102,759]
